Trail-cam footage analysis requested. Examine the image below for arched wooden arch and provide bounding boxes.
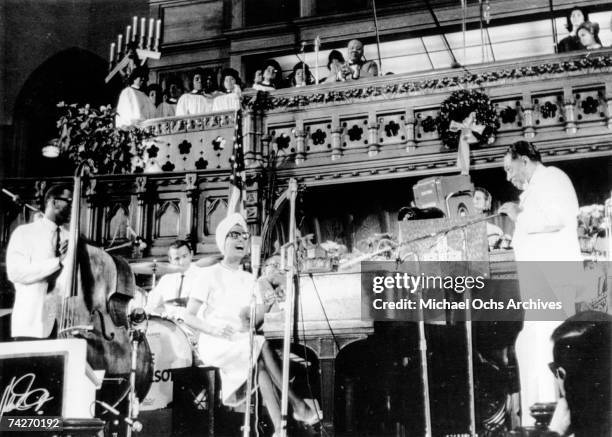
[11,47,112,177]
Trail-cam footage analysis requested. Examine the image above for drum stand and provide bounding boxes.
[127,324,146,436]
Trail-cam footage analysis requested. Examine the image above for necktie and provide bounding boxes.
[177,274,185,299]
[54,227,61,257]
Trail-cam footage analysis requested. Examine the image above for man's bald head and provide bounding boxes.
[347,39,364,63]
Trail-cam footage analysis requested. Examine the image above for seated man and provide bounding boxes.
[144,239,199,319]
[340,39,378,81]
[548,311,611,437]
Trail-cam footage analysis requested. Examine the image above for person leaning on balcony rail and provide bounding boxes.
[253,59,283,91]
[181,213,322,434]
[212,68,242,112]
[175,67,214,116]
[577,21,603,51]
[6,184,72,340]
[339,39,378,81]
[557,6,589,53]
[115,66,156,128]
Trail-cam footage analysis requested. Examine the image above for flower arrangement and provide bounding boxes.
[437,89,499,149]
[577,204,606,238]
[52,102,154,174]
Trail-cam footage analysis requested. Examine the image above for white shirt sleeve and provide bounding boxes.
[517,167,578,234]
[144,276,168,314]
[6,226,61,285]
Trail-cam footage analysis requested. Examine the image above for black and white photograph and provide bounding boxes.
[0,1,611,436]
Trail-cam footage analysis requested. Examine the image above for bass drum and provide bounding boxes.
[141,315,195,411]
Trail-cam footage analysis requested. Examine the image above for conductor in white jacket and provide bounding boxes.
[499,140,582,427]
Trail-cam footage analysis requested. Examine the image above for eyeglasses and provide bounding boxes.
[55,197,72,204]
[548,362,561,378]
[227,231,250,241]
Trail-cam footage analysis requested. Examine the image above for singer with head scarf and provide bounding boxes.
[183,214,321,433]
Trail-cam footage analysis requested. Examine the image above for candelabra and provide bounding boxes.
[105,15,162,83]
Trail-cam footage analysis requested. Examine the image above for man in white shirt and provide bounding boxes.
[499,141,582,427]
[341,39,378,81]
[144,239,201,319]
[6,184,72,339]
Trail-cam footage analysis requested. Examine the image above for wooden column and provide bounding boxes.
[184,173,198,245]
[405,107,416,152]
[132,176,148,251]
[230,0,244,29]
[564,86,577,134]
[299,0,315,17]
[367,112,379,156]
[294,119,306,164]
[521,92,535,139]
[605,83,612,130]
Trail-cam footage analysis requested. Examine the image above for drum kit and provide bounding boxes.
[128,260,204,413]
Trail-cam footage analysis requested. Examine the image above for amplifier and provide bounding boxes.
[412,175,475,217]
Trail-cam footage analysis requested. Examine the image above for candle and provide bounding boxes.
[117,34,123,56]
[132,16,138,40]
[148,18,155,49]
[109,42,115,63]
[126,25,131,48]
[140,17,146,47]
[155,19,162,49]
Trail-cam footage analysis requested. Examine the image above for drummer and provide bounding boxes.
[144,239,200,320]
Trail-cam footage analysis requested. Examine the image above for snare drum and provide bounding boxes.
[141,315,198,410]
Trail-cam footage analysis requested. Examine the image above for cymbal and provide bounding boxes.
[130,261,184,276]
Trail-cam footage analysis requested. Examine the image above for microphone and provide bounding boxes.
[250,236,262,272]
[129,308,147,325]
[96,400,143,432]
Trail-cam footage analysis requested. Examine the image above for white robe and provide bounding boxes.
[175,92,213,116]
[155,101,176,118]
[191,263,264,406]
[512,163,582,426]
[115,86,156,128]
[212,90,241,112]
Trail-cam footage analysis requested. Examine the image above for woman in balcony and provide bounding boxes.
[175,68,214,116]
[323,49,346,83]
[253,59,283,91]
[182,214,322,434]
[115,66,156,128]
[212,68,242,112]
[288,62,314,87]
[577,21,602,51]
[557,6,589,53]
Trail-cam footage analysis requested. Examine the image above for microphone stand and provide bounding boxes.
[242,236,262,437]
[278,179,298,437]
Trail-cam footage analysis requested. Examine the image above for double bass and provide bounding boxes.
[50,170,153,418]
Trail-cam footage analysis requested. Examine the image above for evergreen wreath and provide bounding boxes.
[437,89,499,149]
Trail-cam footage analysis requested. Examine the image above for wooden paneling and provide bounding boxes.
[162,0,224,44]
